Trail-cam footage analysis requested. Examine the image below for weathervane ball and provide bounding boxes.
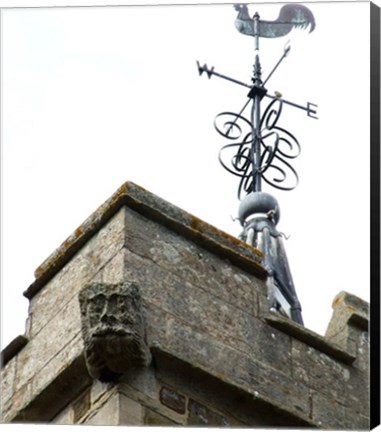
[238,192,280,225]
[234,3,316,38]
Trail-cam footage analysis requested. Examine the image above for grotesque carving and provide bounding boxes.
[78,282,151,382]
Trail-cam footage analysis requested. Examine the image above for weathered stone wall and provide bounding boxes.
[50,359,309,427]
[1,208,127,422]
[1,182,370,428]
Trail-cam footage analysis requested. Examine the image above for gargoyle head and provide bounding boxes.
[79,282,151,382]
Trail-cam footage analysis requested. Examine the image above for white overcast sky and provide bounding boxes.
[0,0,377,352]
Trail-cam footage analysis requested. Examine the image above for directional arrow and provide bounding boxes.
[197,61,251,89]
[196,61,318,119]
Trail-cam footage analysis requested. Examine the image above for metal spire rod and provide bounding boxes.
[251,11,263,192]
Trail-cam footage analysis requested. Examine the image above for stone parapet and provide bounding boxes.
[24,182,265,300]
[1,182,369,428]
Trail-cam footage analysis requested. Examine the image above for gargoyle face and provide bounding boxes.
[78,282,151,381]
[84,291,138,339]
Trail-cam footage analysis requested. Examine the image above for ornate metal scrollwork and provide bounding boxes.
[216,98,301,199]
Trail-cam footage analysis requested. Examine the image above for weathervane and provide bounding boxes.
[197,3,317,325]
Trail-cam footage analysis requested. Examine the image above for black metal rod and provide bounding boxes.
[197,61,318,118]
[252,11,262,193]
[225,98,252,137]
[197,61,251,88]
[213,71,251,88]
[262,44,291,87]
[264,94,318,117]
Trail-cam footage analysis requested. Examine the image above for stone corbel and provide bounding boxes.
[78,281,151,382]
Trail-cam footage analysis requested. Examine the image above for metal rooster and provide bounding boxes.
[234,3,316,38]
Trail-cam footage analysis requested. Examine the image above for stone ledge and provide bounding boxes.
[264,312,356,364]
[24,181,266,300]
[148,309,315,426]
[10,354,92,423]
[348,312,368,331]
[1,335,29,368]
[152,348,317,428]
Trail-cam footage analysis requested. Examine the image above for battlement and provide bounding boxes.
[1,182,369,428]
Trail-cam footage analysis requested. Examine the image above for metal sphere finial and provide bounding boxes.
[238,192,280,225]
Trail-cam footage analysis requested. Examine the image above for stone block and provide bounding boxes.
[51,403,73,424]
[247,318,292,375]
[119,366,158,402]
[118,393,145,425]
[1,336,84,422]
[154,349,311,427]
[15,296,82,392]
[343,368,369,414]
[84,386,147,426]
[265,311,356,364]
[90,380,114,406]
[311,390,369,429]
[147,306,310,420]
[291,337,368,413]
[257,292,270,316]
[123,208,263,316]
[86,391,119,425]
[159,386,186,414]
[1,356,16,409]
[27,208,127,338]
[144,407,177,425]
[245,355,310,417]
[120,247,281,367]
[99,248,126,284]
[188,399,230,426]
[1,389,14,421]
[32,333,83,399]
[355,330,369,372]
[118,380,185,425]
[145,285,291,374]
[291,339,352,404]
[4,381,33,422]
[11,354,91,423]
[73,387,91,423]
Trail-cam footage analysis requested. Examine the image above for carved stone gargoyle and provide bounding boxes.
[78,281,151,382]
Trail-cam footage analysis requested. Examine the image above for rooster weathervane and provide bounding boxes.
[197,3,317,198]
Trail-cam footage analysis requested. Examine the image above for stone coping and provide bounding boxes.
[24,182,266,300]
[333,291,369,330]
[265,312,356,364]
[1,335,29,368]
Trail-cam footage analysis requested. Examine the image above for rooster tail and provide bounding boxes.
[259,4,316,38]
[278,4,316,33]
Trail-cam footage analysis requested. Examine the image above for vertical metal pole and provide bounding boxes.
[252,12,262,192]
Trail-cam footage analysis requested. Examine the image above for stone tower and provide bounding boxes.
[1,182,370,428]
